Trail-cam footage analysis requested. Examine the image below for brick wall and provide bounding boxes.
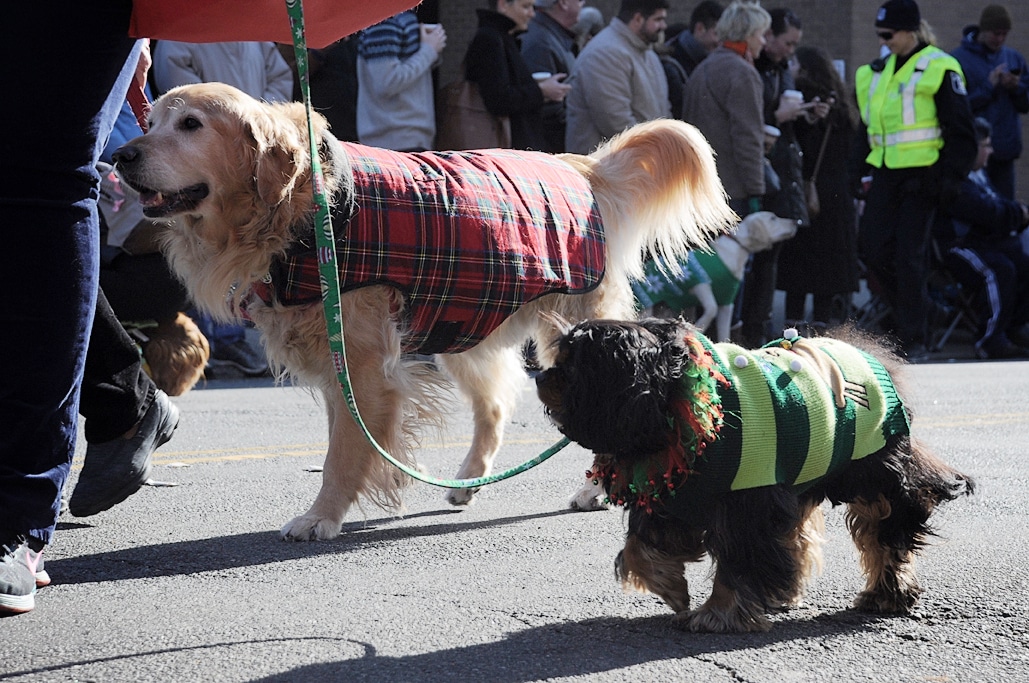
[432,0,1029,196]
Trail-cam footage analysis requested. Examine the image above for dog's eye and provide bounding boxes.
[180,115,203,131]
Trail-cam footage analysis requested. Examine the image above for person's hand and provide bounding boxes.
[988,63,1006,87]
[997,68,1021,91]
[539,73,571,103]
[420,23,447,55]
[135,39,152,90]
[775,97,814,124]
[809,96,833,120]
[989,63,1021,89]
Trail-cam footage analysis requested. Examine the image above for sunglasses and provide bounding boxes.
[877,30,894,40]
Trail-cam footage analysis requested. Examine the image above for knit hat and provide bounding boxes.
[979,5,1012,32]
[875,0,920,32]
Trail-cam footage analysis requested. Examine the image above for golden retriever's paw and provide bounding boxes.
[569,479,610,511]
[280,515,342,542]
[445,487,479,507]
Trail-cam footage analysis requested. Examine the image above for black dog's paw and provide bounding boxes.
[672,605,772,633]
[853,587,921,615]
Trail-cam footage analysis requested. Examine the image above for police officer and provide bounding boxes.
[856,0,977,361]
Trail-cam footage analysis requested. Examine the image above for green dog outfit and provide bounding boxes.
[592,331,911,518]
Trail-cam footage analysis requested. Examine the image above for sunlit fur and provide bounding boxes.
[142,312,210,396]
[536,318,975,632]
[113,82,737,541]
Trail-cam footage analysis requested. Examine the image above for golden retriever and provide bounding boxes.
[113,82,736,541]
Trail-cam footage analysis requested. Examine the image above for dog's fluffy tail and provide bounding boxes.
[563,119,737,281]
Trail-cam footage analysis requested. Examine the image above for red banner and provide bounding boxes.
[130,0,420,48]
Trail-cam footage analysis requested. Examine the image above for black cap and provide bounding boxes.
[875,0,920,32]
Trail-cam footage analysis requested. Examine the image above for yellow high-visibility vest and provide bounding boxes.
[856,45,965,169]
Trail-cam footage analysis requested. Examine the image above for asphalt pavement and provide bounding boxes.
[2,353,1028,682]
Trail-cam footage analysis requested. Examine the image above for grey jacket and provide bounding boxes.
[683,47,765,201]
[153,41,293,103]
[565,18,670,154]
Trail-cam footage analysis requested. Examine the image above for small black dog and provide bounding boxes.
[536,317,974,633]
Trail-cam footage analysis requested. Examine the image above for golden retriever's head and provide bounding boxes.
[111,83,349,319]
[113,82,319,223]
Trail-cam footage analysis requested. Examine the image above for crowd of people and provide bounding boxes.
[3,0,1029,616]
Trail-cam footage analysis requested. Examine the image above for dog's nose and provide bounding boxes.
[112,144,140,168]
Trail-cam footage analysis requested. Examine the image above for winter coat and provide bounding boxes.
[669,30,710,77]
[152,41,293,102]
[521,11,577,152]
[682,46,765,202]
[465,10,547,151]
[565,18,670,154]
[252,142,606,354]
[937,169,1027,247]
[951,27,1029,163]
[756,52,809,226]
[777,103,860,299]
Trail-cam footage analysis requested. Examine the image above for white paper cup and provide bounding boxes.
[532,72,552,82]
[782,89,804,104]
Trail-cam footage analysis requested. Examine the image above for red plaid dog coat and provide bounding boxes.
[254,142,607,354]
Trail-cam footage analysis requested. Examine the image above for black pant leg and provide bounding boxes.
[80,288,155,443]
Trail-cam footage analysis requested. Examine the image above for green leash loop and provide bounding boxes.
[284,0,569,489]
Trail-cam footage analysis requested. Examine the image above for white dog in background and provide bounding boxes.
[695,211,798,341]
[633,212,797,342]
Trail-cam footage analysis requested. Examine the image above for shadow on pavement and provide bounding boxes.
[251,612,880,682]
[48,508,578,584]
[1,612,882,682]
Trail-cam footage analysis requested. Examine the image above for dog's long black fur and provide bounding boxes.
[536,317,975,632]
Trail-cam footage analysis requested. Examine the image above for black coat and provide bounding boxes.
[464,10,546,151]
[756,53,809,227]
[777,100,860,299]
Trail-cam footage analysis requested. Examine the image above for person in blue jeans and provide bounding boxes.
[0,0,139,615]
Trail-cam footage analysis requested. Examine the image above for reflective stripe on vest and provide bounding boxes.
[869,126,943,147]
[856,47,963,169]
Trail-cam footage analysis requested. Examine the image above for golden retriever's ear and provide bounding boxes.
[256,146,300,206]
[249,110,305,206]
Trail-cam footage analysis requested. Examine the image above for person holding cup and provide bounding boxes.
[521,0,583,153]
[465,0,571,150]
[358,11,448,152]
[741,7,821,347]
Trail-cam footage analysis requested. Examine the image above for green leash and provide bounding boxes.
[284,0,569,489]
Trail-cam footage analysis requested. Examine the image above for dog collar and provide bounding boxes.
[587,334,729,513]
